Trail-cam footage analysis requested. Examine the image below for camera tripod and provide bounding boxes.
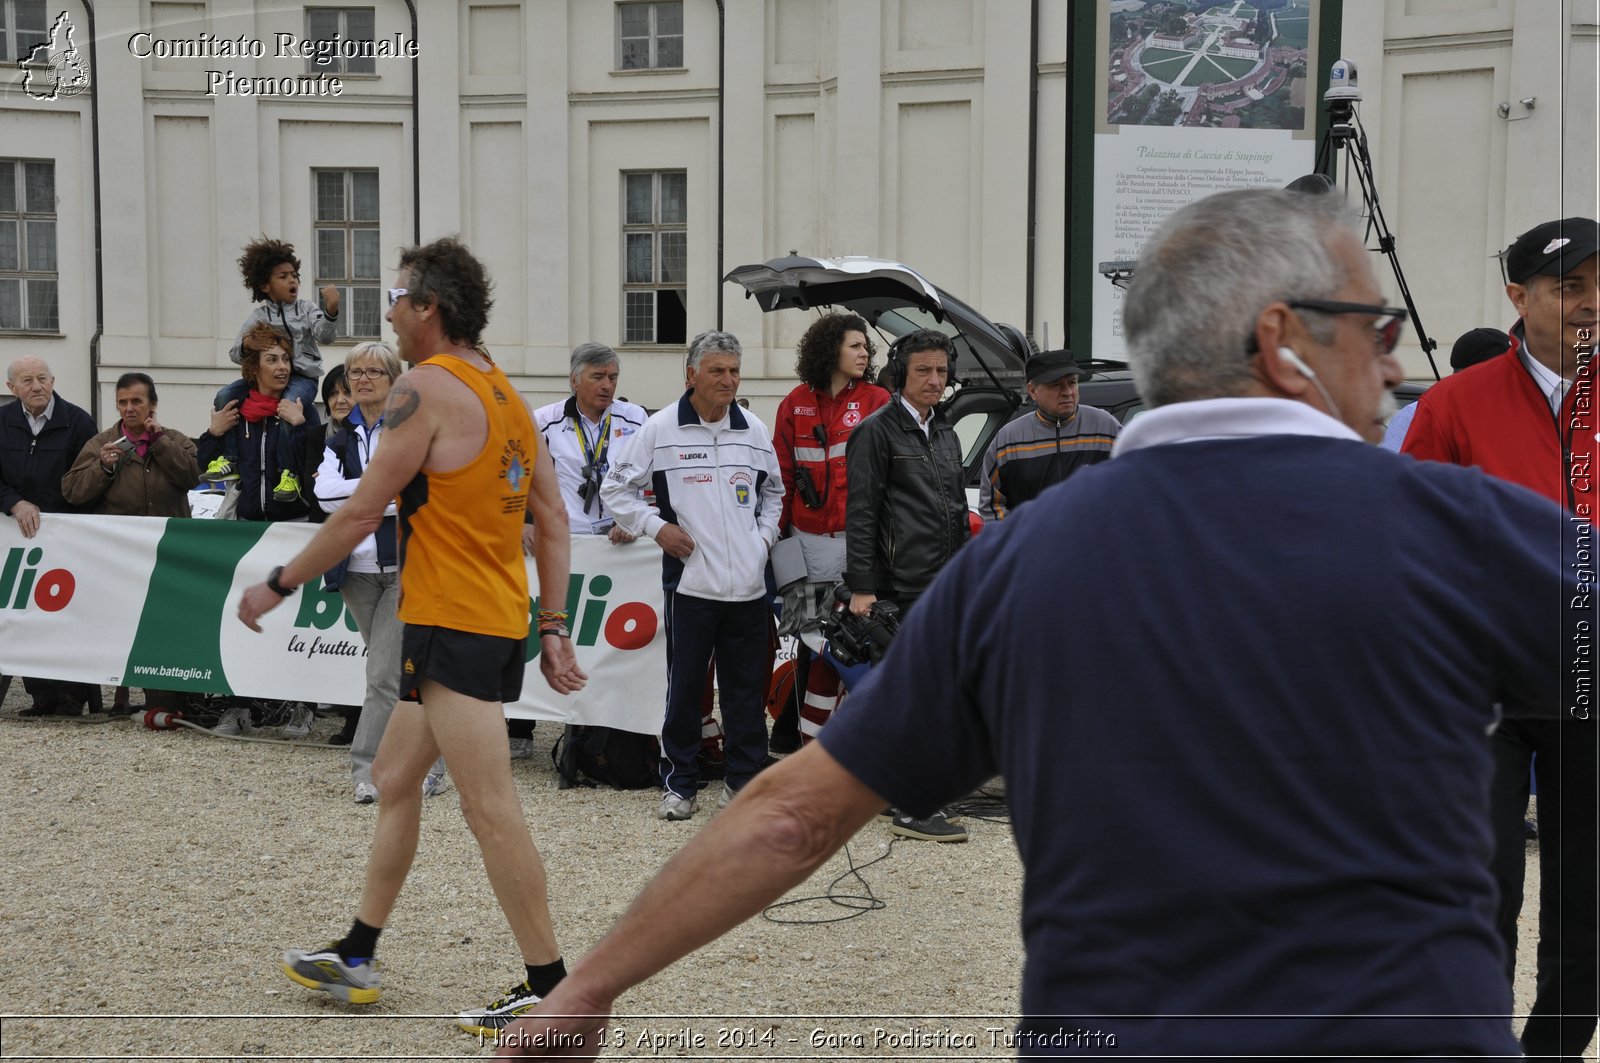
[1314,80,1441,379]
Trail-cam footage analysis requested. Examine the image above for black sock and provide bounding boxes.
[524,958,566,997]
[337,918,381,965]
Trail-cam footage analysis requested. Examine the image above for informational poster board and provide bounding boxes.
[1092,0,1325,358]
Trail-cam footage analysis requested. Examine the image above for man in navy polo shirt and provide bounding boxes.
[499,189,1591,1060]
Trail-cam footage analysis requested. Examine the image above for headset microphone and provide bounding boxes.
[1277,347,1345,423]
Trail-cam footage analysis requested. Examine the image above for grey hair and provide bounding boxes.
[6,357,51,383]
[686,329,742,368]
[345,341,403,381]
[1123,188,1357,407]
[570,341,620,378]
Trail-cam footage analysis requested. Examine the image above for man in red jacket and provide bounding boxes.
[1404,216,1598,1061]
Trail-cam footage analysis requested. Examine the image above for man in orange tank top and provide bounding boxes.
[237,238,588,1041]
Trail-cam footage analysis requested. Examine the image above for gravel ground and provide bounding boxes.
[0,684,1575,1061]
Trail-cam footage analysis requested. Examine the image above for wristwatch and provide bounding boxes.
[266,565,297,598]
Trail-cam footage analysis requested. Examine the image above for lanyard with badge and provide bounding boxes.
[573,409,614,530]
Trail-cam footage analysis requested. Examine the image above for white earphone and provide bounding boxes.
[1278,346,1317,379]
[1277,346,1344,421]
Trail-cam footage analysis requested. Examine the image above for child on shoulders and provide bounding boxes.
[204,236,339,495]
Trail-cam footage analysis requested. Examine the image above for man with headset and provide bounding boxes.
[842,327,970,842]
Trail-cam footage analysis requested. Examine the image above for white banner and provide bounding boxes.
[0,515,670,735]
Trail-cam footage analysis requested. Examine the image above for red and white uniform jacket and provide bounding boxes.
[774,379,891,535]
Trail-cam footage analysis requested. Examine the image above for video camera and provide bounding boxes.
[823,585,901,668]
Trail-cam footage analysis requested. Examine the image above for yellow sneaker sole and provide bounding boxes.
[281,961,380,1005]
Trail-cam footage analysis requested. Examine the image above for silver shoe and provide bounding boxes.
[281,703,313,739]
[212,705,252,736]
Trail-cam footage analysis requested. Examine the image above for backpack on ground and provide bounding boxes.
[553,724,658,790]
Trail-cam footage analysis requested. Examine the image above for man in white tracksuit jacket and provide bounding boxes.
[601,330,783,821]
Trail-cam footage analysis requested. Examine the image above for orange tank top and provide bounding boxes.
[397,354,535,638]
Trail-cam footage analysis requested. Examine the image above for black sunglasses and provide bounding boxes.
[1286,300,1408,355]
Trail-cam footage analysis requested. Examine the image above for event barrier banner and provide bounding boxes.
[0,515,669,734]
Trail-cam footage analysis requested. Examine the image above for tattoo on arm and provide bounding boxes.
[384,379,422,430]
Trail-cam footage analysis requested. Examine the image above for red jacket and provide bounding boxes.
[1403,329,1598,522]
[774,379,891,535]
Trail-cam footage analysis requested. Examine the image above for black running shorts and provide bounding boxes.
[399,624,527,704]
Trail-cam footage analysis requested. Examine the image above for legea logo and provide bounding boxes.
[0,547,75,611]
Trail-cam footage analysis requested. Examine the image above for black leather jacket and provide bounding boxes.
[844,397,969,599]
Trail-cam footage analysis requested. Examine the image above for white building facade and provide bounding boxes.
[0,0,1593,429]
[0,0,1068,428]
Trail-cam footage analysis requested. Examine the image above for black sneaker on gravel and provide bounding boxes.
[888,809,968,843]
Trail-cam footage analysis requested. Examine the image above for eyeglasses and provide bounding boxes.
[346,367,389,380]
[1286,300,1408,355]
[386,288,409,308]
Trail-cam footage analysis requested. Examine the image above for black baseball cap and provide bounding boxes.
[1026,350,1084,385]
[1449,327,1508,372]
[1503,217,1600,284]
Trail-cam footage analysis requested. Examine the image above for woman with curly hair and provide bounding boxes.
[770,313,891,752]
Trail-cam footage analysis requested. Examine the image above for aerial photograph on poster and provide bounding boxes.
[1107,0,1314,131]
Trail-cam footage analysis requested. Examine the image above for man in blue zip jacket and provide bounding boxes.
[600,330,782,822]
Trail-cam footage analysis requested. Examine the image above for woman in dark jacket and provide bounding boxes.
[196,322,319,737]
[302,364,351,526]
[196,322,319,524]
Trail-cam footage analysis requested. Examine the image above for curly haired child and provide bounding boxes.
[204,237,339,495]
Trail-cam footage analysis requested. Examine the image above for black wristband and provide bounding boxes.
[266,565,297,598]
[538,626,571,639]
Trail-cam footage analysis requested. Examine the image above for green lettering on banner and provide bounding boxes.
[122,519,271,694]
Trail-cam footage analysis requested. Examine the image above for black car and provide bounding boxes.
[725,256,1428,486]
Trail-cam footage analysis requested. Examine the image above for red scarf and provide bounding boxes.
[240,389,281,423]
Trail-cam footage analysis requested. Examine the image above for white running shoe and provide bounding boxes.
[281,703,314,739]
[212,705,252,736]
[658,792,699,821]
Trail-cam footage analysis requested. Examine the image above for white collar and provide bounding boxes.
[1518,344,1569,413]
[1112,397,1363,457]
[898,394,933,436]
[24,396,55,434]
